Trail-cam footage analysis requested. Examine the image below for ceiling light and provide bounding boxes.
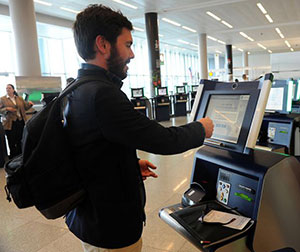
[190,43,198,47]
[207,35,217,41]
[238,48,244,52]
[162,18,181,27]
[133,26,144,32]
[178,39,190,45]
[60,7,80,14]
[291,48,294,52]
[248,52,251,55]
[112,0,138,9]
[215,50,222,54]
[221,20,233,28]
[158,34,164,37]
[268,50,272,53]
[257,43,267,50]
[232,45,236,49]
[285,40,291,48]
[217,40,226,45]
[275,28,284,38]
[182,26,197,33]
[206,11,221,21]
[265,14,273,23]
[257,3,267,14]
[34,0,52,6]
[239,32,254,42]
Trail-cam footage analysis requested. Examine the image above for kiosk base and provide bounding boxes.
[174,102,187,116]
[160,146,300,252]
[155,105,170,121]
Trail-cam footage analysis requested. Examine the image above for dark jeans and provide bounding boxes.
[5,119,25,159]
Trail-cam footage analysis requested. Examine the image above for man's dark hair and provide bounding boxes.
[73,4,133,61]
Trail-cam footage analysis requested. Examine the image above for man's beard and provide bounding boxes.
[107,45,129,80]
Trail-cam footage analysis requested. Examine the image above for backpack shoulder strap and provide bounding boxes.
[57,76,113,102]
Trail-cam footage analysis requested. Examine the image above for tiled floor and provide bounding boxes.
[0,115,202,252]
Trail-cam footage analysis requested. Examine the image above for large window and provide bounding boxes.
[0,15,201,98]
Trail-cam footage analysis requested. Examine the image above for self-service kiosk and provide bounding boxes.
[130,88,149,117]
[173,86,188,116]
[257,79,300,155]
[159,74,300,251]
[153,87,170,122]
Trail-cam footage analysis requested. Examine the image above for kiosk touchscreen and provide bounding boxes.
[157,87,168,96]
[159,74,300,252]
[176,86,186,94]
[131,88,144,98]
[265,79,293,114]
[192,85,199,93]
[191,78,268,154]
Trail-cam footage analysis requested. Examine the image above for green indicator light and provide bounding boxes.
[279,131,288,134]
[234,192,252,202]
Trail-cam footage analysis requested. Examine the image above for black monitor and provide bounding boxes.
[131,88,144,98]
[265,80,293,114]
[176,86,186,94]
[157,87,168,96]
[191,74,273,154]
[191,85,199,92]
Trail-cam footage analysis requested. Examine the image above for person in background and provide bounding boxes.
[0,84,33,159]
[64,4,214,252]
[242,74,248,81]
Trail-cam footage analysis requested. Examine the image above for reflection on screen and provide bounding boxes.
[158,88,167,96]
[266,87,284,111]
[132,89,143,98]
[204,94,250,143]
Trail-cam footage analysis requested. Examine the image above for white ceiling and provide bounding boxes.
[0,0,300,55]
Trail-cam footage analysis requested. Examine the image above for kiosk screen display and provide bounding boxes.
[176,86,185,94]
[205,94,250,143]
[266,87,284,111]
[158,87,167,96]
[132,88,143,98]
[192,86,198,92]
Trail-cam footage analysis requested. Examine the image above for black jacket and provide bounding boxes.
[65,64,206,248]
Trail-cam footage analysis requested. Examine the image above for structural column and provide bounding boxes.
[145,12,161,97]
[214,53,220,76]
[225,44,233,81]
[243,51,249,78]
[8,0,41,76]
[198,33,208,80]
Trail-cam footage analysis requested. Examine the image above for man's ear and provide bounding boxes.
[95,35,110,55]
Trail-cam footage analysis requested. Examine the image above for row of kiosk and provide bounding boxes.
[159,74,300,251]
[130,85,199,121]
[131,79,300,157]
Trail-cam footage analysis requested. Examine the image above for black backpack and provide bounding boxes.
[4,76,102,219]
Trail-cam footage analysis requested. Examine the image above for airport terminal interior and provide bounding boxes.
[1,0,300,251]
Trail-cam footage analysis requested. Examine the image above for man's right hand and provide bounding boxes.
[198,117,214,138]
